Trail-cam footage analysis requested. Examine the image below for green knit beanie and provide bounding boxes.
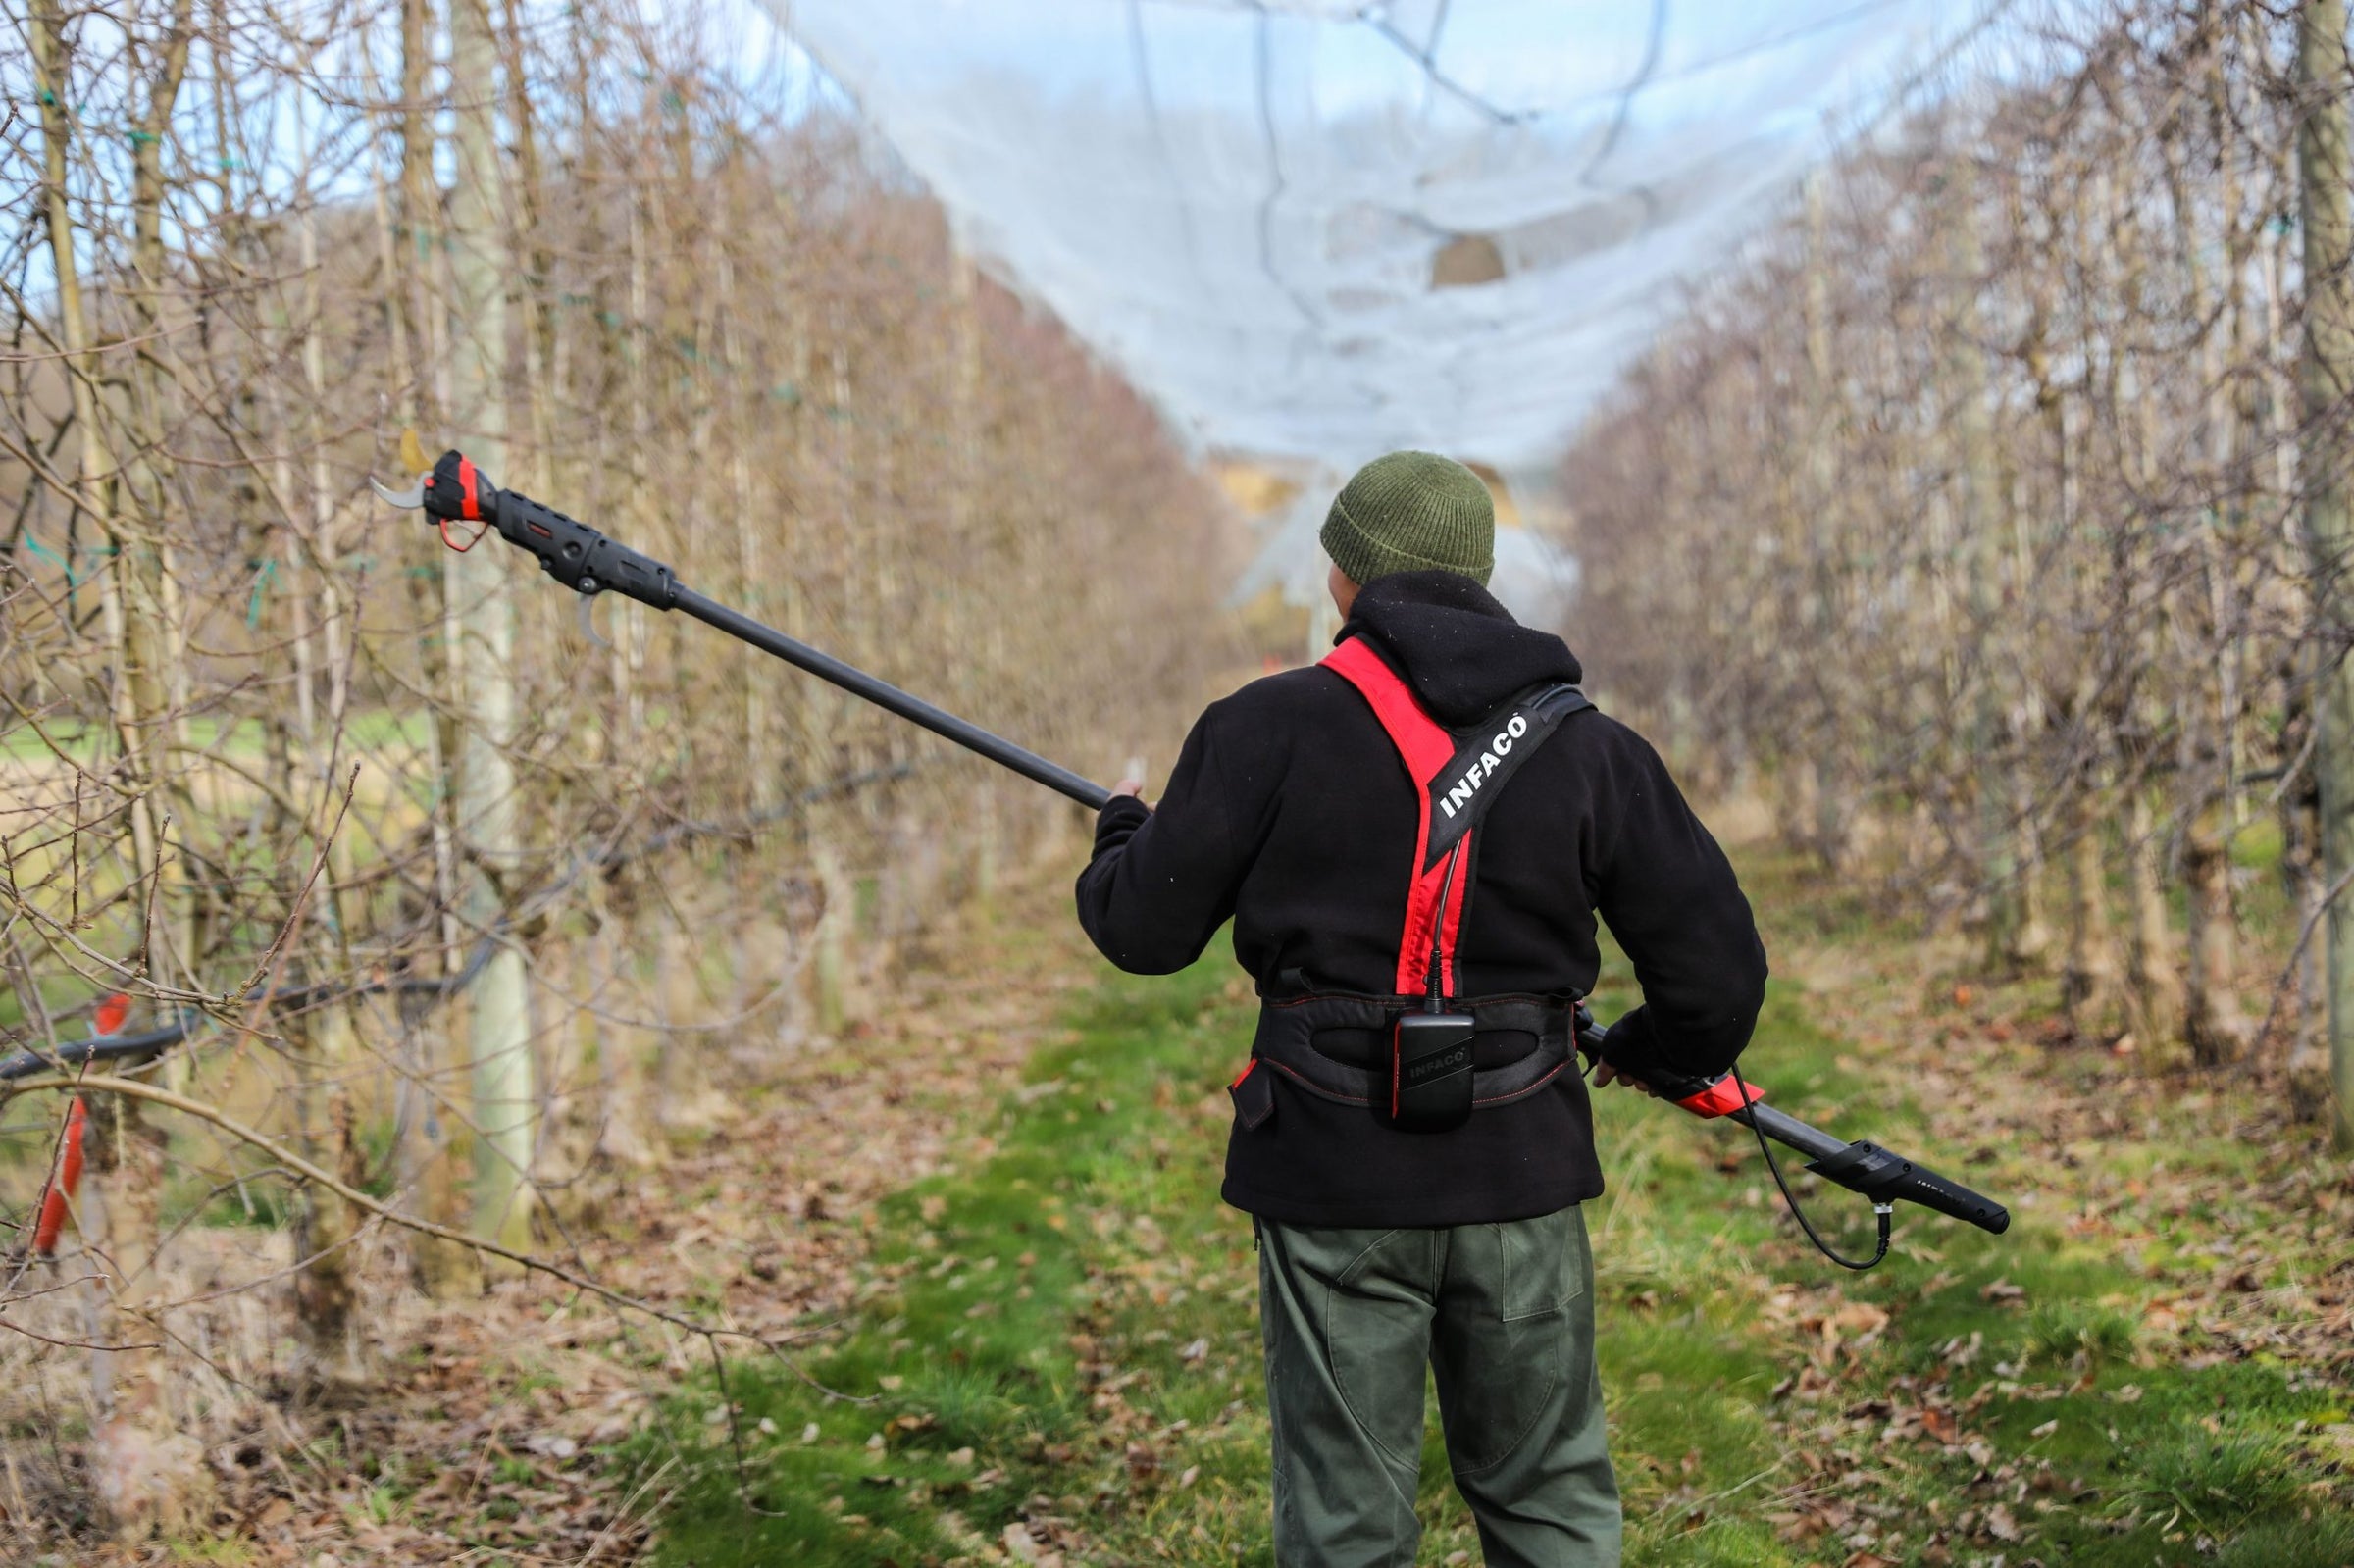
[1319,450,1495,588]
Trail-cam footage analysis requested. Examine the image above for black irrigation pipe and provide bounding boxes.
[0,759,920,1088]
[0,942,502,1087]
[0,1022,203,1085]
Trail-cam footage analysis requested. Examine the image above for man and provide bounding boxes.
[1074,450,1767,1567]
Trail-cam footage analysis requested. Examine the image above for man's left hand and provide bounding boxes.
[1590,1060,1655,1094]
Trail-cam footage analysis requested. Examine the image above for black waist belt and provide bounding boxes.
[1252,994,1578,1110]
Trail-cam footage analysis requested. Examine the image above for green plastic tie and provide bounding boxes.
[246,557,279,628]
[20,532,79,586]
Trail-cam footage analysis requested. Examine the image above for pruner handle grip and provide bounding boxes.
[1807,1140,2012,1235]
[426,450,677,610]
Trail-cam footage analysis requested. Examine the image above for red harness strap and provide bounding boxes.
[1322,637,1472,997]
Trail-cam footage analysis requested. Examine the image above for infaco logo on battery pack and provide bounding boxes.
[1406,1043,1471,1084]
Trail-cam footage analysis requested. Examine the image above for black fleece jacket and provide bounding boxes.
[1075,572,1767,1226]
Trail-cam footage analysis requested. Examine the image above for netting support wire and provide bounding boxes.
[1366,0,1527,127]
[1128,0,1215,306]
[1251,4,1325,335]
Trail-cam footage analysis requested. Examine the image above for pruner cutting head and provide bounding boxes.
[366,445,680,608]
[371,474,427,510]
[373,453,493,553]
[374,429,432,508]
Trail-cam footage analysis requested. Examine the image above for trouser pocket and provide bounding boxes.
[1498,1205,1589,1323]
[1435,1207,1606,1485]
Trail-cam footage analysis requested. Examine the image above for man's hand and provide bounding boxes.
[1590,1060,1655,1094]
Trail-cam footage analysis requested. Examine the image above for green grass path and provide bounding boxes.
[638,890,2354,1567]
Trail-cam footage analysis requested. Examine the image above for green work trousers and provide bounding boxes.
[1256,1207,1620,1567]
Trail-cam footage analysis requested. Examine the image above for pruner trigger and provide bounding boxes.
[576,587,612,649]
[370,474,427,510]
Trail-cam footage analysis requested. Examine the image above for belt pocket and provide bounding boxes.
[1229,1059,1276,1131]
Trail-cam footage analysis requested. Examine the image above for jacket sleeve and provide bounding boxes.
[1588,723,1768,1082]
[1073,697,1264,974]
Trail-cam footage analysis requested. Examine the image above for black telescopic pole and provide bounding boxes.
[1737,1101,1847,1161]
[670,588,1112,810]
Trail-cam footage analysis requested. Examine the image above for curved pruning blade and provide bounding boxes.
[371,474,427,509]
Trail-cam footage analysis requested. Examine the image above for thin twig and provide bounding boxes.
[2248,859,2354,1061]
[0,1316,161,1353]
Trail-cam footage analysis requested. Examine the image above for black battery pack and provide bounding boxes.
[1391,1011,1476,1132]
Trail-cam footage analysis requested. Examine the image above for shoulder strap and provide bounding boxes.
[1422,680,1592,868]
[1321,636,1592,996]
[1322,638,1469,995]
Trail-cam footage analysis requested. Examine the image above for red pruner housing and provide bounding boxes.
[1673,1072,1763,1119]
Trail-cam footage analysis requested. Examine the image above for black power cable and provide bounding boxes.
[1728,1059,1890,1272]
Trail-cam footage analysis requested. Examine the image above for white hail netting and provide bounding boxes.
[772,0,1986,614]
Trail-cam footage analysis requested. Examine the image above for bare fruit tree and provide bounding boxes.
[1565,0,2352,1132]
